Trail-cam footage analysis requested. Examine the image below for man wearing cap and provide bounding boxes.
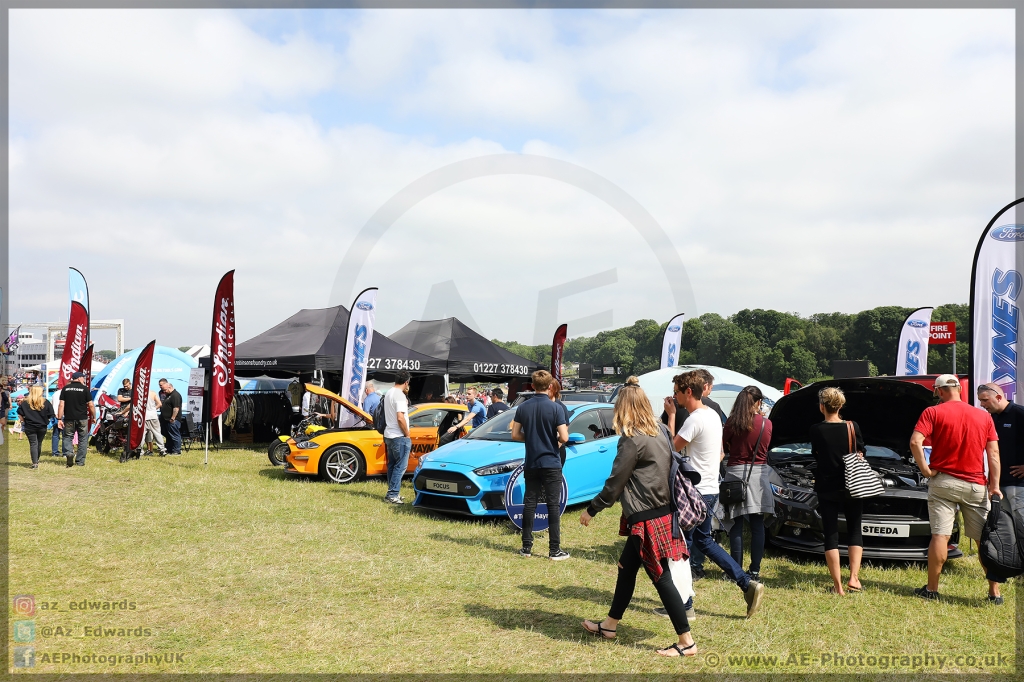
[910,375,1002,603]
[977,383,1024,533]
[57,371,95,467]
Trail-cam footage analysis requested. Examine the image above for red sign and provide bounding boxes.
[58,301,89,389]
[128,341,156,451]
[550,323,567,385]
[81,344,93,390]
[209,270,236,420]
[929,322,957,345]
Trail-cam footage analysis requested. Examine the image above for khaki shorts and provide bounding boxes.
[927,471,990,541]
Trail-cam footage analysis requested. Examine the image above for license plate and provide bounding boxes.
[426,479,458,493]
[861,523,909,537]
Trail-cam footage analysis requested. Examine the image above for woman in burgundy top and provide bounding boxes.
[722,386,774,580]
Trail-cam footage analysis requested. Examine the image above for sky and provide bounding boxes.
[9,8,1015,350]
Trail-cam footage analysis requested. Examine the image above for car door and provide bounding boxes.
[562,407,616,502]
[406,408,445,471]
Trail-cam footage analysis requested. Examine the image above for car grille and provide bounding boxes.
[416,494,471,514]
[861,497,928,519]
[481,492,505,510]
[413,470,480,497]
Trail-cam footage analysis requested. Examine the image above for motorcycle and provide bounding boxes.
[90,394,140,462]
[267,415,328,466]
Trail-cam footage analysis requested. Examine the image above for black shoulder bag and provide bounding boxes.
[719,418,766,507]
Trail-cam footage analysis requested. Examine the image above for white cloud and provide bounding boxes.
[8,8,1014,349]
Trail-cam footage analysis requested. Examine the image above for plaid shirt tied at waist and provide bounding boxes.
[619,513,689,580]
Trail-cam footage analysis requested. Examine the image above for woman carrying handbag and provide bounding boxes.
[808,387,865,595]
[721,386,774,581]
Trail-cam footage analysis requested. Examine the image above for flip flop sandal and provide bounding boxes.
[582,620,617,640]
[657,642,697,658]
[846,584,863,593]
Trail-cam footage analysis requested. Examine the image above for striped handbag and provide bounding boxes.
[842,421,884,498]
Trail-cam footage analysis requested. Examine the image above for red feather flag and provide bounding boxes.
[209,271,236,420]
[128,341,156,451]
[58,301,89,389]
[81,344,94,390]
[550,323,567,385]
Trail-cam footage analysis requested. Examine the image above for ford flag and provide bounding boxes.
[895,307,933,376]
[340,287,378,425]
[58,301,89,389]
[660,313,685,369]
[209,270,236,420]
[128,340,156,451]
[550,323,567,385]
[971,198,1024,405]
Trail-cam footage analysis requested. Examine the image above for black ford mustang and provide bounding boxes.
[766,377,962,561]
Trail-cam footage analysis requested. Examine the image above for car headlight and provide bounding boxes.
[770,483,792,499]
[296,441,321,450]
[473,459,524,476]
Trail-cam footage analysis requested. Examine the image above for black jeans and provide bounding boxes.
[521,467,563,554]
[819,494,863,551]
[728,514,766,573]
[26,428,47,465]
[610,535,690,635]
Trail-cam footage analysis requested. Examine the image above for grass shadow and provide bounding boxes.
[516,583,661,610]
[257,467,290,481]
[463,603,656,644]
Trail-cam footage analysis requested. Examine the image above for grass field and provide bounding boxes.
[6,438,1018,675]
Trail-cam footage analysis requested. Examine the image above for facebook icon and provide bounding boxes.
[13,646,35,668]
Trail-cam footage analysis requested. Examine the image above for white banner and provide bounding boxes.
[660,313,685,369]
[340,287,378,424]
[187,367,206,420]
[895,307,933,376]
[972,200,1024,405]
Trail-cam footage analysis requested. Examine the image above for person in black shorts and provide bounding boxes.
[809,386,864,596]
[57,371,95,467]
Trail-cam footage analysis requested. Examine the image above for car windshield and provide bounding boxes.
[864,445,901,460]
[465,407,518,441]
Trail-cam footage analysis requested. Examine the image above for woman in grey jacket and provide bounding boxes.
[579,377,696,658]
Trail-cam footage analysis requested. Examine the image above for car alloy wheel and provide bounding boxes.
[267,440,289,466]
[322,446,365,484]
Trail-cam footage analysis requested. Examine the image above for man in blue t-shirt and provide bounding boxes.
[362,382,381,416]
[446,387,488,434]
[511,370,570,561]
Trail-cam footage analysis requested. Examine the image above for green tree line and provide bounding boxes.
[494,304,968,390]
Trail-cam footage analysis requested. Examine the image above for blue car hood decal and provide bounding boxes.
[420,439,525,468]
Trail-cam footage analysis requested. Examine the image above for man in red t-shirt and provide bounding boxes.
[910,375,1002,602]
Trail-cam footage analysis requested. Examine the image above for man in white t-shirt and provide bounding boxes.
[382,370,412,504]
[144,389,166,456]
[665,370,766,618]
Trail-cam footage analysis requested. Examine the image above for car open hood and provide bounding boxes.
[768,378,935,455]
[420,438,525,467]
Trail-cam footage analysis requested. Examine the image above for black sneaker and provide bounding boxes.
[549,550,570,561]
[654,606,696,620]
[691,566,705,581]
[914,585,940,601]
[988,595,1004,605]
[66,455,74,468]
[747,570,761,582]
[744,580,765,617]
[516,548,532,558]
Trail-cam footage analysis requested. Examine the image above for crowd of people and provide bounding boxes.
[369,366,1013,660]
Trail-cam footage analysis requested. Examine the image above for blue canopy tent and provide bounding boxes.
[91,346,198,406]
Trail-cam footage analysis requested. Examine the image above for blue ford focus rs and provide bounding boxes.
[412,402,619,516]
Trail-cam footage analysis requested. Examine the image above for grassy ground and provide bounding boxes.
[6,438,1018,675]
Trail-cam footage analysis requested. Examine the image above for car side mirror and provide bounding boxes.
[567,433,586,445]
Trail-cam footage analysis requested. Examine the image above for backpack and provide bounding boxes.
[373,396,387,435]
[979,496,1024,581]
[662,424,707,536]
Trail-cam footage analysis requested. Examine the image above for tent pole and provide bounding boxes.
[204,421,209,466]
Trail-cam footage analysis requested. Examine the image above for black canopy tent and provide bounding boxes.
[233,306,447,379]
[388,317,542,381]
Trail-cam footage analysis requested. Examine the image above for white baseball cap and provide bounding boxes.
[933,374,960,390]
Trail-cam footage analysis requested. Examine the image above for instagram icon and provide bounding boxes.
[12,595,35,617]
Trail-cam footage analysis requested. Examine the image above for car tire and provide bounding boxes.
[267,440,289,467]
[320,445,366,484]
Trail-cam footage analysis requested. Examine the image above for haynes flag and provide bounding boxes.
[209,270,236,420]
[550,324,567,385]
[895,307,933,376]
[971,198,1024,405]
[340,287,378,425]
[128,340,156,450]
[660,313,685,369]
[58,301,89,389]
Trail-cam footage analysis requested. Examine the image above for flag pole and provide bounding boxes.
[204,422,210,466]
